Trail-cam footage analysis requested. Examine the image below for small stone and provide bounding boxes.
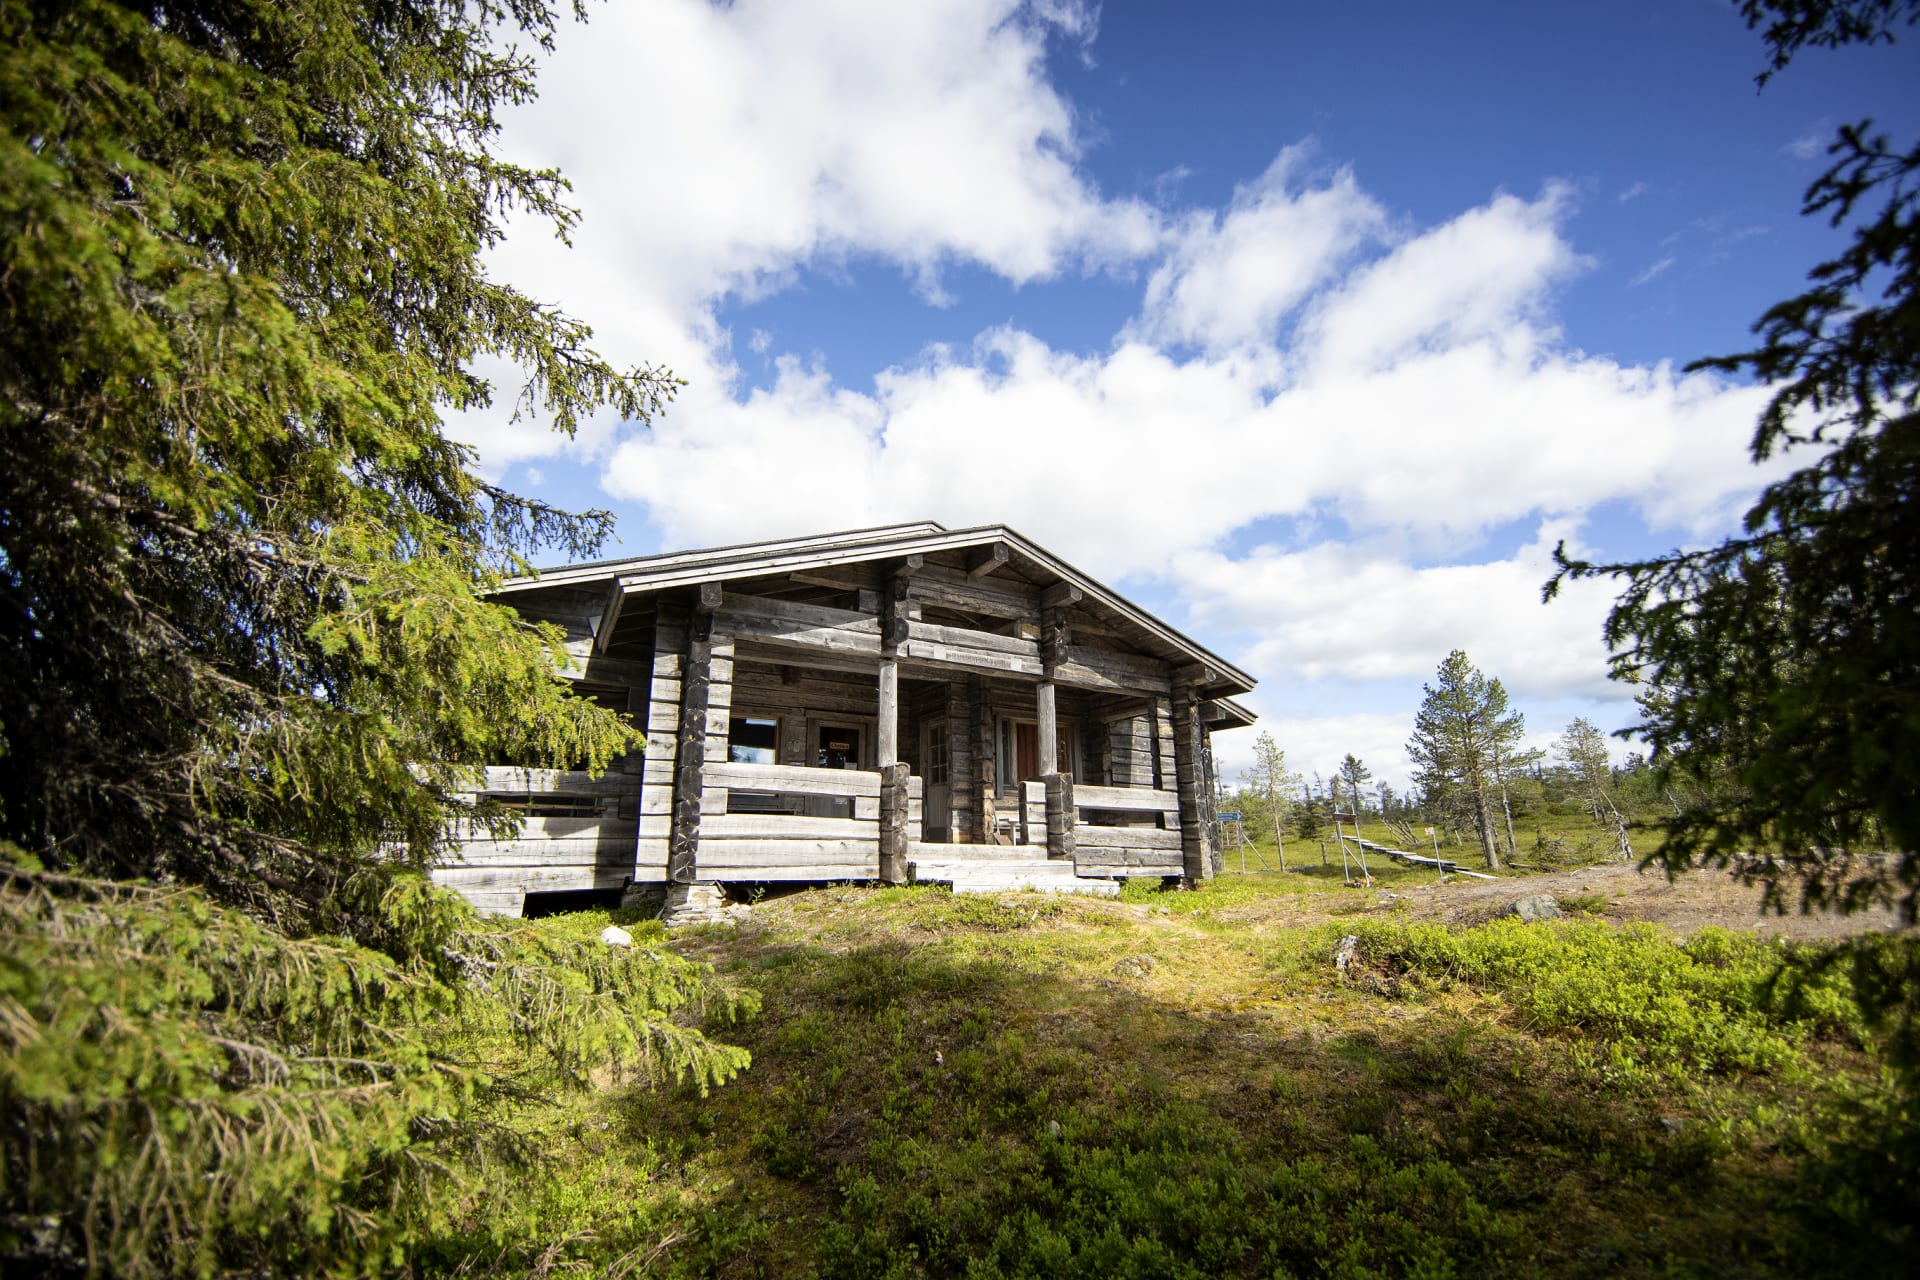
[1659,1115,1686,1132]
[599,925,633,947]
[933,1050,945,1066]
[1334,934,1360,972]
[1112,954,1157,979]
[1508,894,1564,922]
[1047,1120,1062,1137]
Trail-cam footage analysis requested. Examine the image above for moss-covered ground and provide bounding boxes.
[465,869,1915,1278]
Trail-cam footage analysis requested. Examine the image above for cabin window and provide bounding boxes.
[729,716,778,765]
[925,720,949,785]
[816,725,863,770]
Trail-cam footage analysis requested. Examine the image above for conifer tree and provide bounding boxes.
[0,0,670,927]
[1241,732,1301,870]
[1407,651,1526,869]
[0,3,754,1273]
[1557,717,1634,860]
[1552,0,1919,920]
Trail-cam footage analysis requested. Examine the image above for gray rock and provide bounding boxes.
[599,925,633,947]
[1111,954,1156,979]
[1334,934,1360,971]
[1508,894,1564,922]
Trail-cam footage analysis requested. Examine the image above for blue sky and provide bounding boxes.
[451,0,1919,791]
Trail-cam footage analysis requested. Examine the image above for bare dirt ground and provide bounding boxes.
[1203,860,1914,940]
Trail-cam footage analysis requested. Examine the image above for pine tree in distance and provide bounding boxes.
[1407,651,1527,870]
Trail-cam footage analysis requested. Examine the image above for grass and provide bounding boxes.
[443,876,1915,1278]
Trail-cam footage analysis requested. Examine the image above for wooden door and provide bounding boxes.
[1014,722,1040,781]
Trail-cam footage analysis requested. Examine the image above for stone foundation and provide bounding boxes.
[659,881,752,928]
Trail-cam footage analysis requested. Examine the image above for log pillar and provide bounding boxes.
[1035,679,1058,776]
[1170,673,1217,885]
[878,762,911,884]
[667,610,713,884]
[632,601,687,883]
[970,676,996,842]
[1043,772,1076,861]
[668,589,731,885]
[877,657,899,766]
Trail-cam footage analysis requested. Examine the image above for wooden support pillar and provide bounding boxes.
[946,679,973,843]
[970,676,995,843]
[633,604,687,880]
[1170,680,1216,884]
[668,609,713,884]
[877,656,899,766]
[1036,679,1058,776]
[1043,772,1076,861]
[878,761,911,884]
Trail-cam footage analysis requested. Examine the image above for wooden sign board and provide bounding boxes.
[1331,811,1357,823]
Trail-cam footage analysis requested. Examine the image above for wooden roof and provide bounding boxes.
[499,522,1256,699]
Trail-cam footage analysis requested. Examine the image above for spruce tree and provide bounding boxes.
[0,0,671,927]
[0,4,753,1273]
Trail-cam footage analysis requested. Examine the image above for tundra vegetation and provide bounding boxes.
[1,0,1916,1275]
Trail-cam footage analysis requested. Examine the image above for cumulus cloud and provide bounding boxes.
[1172,522,1622,700]
[1299,184,1587,376]
[1133,146,1387,353]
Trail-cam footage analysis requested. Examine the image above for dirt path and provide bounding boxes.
[1363,860,1909,939]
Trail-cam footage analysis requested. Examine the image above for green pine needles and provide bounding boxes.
[0,858,755,1277]
[0,1,749,1273]
[0,0,672,915]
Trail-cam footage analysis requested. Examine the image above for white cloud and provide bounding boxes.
[1133,146,1387,353]
[1616,180,1649,204]
[1172,522,1621,701]
[1299,184,1587,376]
[1781,127,1829,160]
[451,0,1166,476]
[1629,255,1676,286]
[602,181,1777,580]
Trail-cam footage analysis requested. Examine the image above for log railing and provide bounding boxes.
[701,762,921,881]
[1020,778,1184,875]
[433,766,640,915]
[1072,783,1183,876]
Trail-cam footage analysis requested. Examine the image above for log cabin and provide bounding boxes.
[435,522,1257,919]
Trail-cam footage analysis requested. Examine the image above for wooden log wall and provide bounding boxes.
[1106,714,1154,788]
[730,657,878,766]
[433,766,643,915]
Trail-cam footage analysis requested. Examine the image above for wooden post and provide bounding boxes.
[878,761,911,884]
[1036,679,1058,776]
[1043,771,1076,861]
[877,656,899,766]
[668,608,713,884]
[970,676,996,842]
[1170,678,1215,884]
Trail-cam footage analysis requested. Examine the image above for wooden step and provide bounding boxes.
[907,857,1120,898]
